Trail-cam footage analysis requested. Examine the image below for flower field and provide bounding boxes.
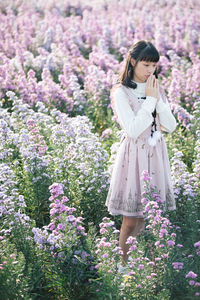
[0,0,200,299]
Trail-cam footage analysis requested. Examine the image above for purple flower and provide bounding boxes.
[99,220,115,228]
[126,236,137,245]
[77,225,84,231]
[130,245,137,251]
[112,247,121,253]
[194,241,200,248]
[57,223,64,230]
[67,215,76,222]
[101,253,108,258]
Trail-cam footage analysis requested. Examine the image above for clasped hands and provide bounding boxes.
[145,74,160,103]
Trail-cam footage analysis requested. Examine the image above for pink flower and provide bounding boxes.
[141,170,151,181]
[167,240,175,246]
[138,264,144,269]
[172,262,184,269]
[141,197,148,204]
[186,271,197,278]
[162,254,168,259]
[95,263,102,269]
[155,241,160,246]
[128,271,136,276]
[155,257,161,261]
[160,228,168,235]
[194,241,200,248]
[195,293,200,297]
[57,223,64,230]
[130,245,137,251]
[171,233,176,238]
[126,236,137,244]
[67,215,76,222]
[100,228,108,234]
[195,282,200,287]
[104,242,112,247]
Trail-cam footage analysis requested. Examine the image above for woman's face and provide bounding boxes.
[131,58,157,83]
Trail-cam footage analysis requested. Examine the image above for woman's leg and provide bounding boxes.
[119,216,145,264]
[136,217,145,235]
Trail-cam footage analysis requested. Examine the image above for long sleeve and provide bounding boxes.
[114,87,157,139]
[156,90,177,133]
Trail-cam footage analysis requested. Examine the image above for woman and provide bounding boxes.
[105,40,177,269]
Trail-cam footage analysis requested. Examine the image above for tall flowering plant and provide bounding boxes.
[138,171,177,292]
[91,217,122,298]
[139,170,200,299]
[32,182,95,298]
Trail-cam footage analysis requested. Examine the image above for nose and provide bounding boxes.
[149,65,156,73]
[148,67,155,73]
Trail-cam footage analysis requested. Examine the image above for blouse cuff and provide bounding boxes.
[141,96,157,114]
[156,97,168,113]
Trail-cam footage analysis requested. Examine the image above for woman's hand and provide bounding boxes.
[145,74,160,101]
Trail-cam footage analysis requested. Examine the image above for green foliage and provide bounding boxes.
[164,126,196,172]
[0,241,28,299]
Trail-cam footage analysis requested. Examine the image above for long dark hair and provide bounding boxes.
[116,40,160,89]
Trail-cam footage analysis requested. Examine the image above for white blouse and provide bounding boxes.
[113,80,177,139]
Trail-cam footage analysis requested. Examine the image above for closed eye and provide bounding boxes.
[144,63,156,67]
